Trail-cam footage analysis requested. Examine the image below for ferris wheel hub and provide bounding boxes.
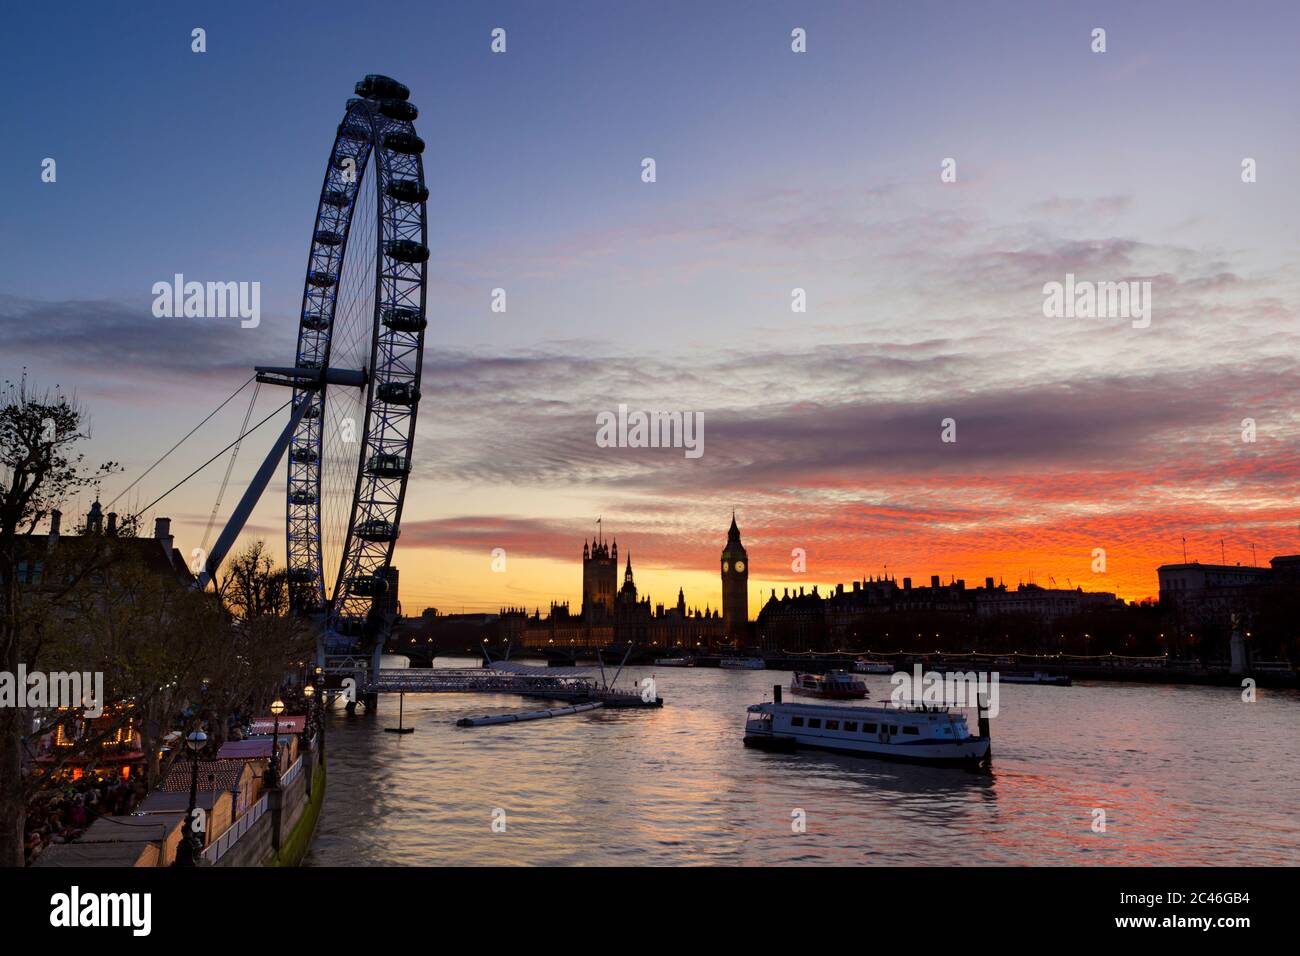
[254,365,367,390]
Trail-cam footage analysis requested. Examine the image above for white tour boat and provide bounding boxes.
[719,657,766,670]
[654,656,695,667]
[790,670,868,700]
[853,659,895,674]
[743,685,990,768]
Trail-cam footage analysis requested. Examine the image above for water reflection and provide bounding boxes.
[305,665,1300,866]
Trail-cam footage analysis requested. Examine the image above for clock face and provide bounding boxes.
[722,561,730,572]
[735,560,746,573]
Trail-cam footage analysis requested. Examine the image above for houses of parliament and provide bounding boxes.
[500,516,751,652]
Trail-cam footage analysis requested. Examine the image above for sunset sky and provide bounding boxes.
[4,1,1300,614]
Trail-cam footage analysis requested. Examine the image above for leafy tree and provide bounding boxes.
[0,378,116,866]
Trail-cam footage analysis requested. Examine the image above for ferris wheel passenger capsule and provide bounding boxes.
[379,99,418,121]
[356,519,398,542]
[381,307,426,332]
[386,179,429,203]
[383,132,425,155]
[385,240,430,264]
[377,381,420,406]
[355,75,410,101]
[366,453,411,478]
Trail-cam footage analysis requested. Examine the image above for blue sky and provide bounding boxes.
[3,1,1299,612]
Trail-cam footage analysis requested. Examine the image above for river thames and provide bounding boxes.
[306,664,1300,866]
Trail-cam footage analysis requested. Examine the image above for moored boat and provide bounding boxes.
[743,685,991,768]
[997,671,1072,686]
[790,670,867,699]
[720,657,765,670]
[853,659,895,674]
[654,656,695,667]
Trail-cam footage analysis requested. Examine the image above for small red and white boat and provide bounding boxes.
[790,670,868,700]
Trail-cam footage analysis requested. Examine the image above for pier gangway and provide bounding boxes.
[367,667,598,698]
[365,665,662,707]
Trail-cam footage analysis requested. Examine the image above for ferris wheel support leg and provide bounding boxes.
[359,641,385,713]
[195,400,311,592]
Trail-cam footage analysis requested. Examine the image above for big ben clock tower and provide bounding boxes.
[720,512,749,642]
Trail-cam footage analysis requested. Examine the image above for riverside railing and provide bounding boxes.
[280,754,304,788]
[202,793,269,864]
[199,753,304,863]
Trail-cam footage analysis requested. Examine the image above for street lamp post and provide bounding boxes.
[312,667,325,761]
[266,698,285,789]
[303,682,320,757]
[175,729,208,866]
[302,683,316,794]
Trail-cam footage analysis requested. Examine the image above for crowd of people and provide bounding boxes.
[23,773,146,866]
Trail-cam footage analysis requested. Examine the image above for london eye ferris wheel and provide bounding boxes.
[196,74,429,658]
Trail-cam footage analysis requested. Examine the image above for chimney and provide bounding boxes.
[903,577,912,590]
[930,574,940,589]
[107,512,118,536]
[985,576,994,590]
[48,509,61,546]
[154,517,174,563]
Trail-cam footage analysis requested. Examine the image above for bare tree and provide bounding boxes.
[219,540,291,620]
[207,541,314,744]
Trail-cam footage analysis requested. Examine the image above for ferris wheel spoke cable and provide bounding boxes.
[130,398,292,520]
[322,156,376,593]
[107,374,255,510]
[200,381,261,552]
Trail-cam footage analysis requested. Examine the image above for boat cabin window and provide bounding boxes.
[807,718,821,729]
[889,725,899,735]
[844,721,857,732]
[862,723,876,733]
[790,717,804,727]
[902,726,920,735]
[825,720,839,731]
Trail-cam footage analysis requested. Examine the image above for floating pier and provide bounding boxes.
[456,701,604,727]
[367,665,663,708]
